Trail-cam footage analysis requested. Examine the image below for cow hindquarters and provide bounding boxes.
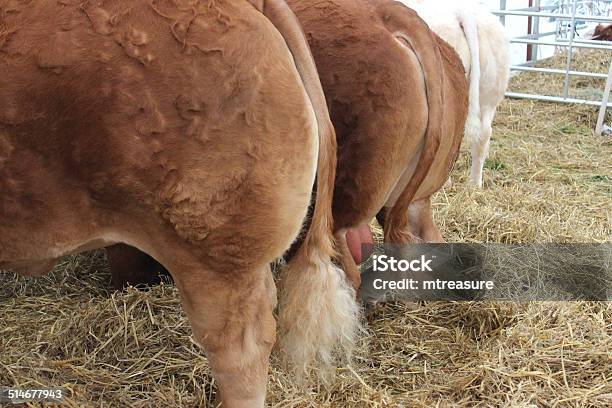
[380,3,444,245]
[381,14,467,246]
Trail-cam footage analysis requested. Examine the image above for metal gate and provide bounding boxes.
[493,0,612,134]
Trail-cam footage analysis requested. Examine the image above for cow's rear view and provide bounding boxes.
[0,0,360,406]
[287,0,468,291]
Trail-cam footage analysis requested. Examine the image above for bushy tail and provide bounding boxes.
[259,0,362,379]
[456,7,482,144]
[379,1,444,244]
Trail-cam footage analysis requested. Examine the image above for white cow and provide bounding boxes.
[398,0,510,187]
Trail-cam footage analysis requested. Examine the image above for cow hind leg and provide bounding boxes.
[408,197,444,243]
[383,203,420,246]
[169,260,275,408]
[334,230,362,292]
[383,199,443,247]
[470,111,495,188]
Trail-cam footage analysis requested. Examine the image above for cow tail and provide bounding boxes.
[259,0,362,381]
[456,7,482,145]
[380,2,444,243]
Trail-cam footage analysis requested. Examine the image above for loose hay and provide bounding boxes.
[1,50,611,406]
[435,49,611,244]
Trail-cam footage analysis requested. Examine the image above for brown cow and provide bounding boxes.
[287,0,468,291]
[109,0,468,294]
[0,0,361,406]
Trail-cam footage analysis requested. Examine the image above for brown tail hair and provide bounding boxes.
[379,1,444,243]
[258,0,362,380]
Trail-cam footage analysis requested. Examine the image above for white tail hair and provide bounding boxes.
[278,244,362,380]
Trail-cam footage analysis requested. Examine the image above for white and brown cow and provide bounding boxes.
[400,0,511,187]
[0,0,361,406]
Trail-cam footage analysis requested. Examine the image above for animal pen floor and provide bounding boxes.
[1,52,611,407]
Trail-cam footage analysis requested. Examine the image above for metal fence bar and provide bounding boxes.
[562,0,579,98]
[499,0,507,25]
[557,37,612,45]
[511,66,610,79]
[517,30,558,39]
[533,0,541,61]
[511,38,612,50]
[493,10,612,22]
[506,92,612,107]
[502,3,610,13]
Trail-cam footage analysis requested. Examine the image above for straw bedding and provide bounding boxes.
[1,50,610,407]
